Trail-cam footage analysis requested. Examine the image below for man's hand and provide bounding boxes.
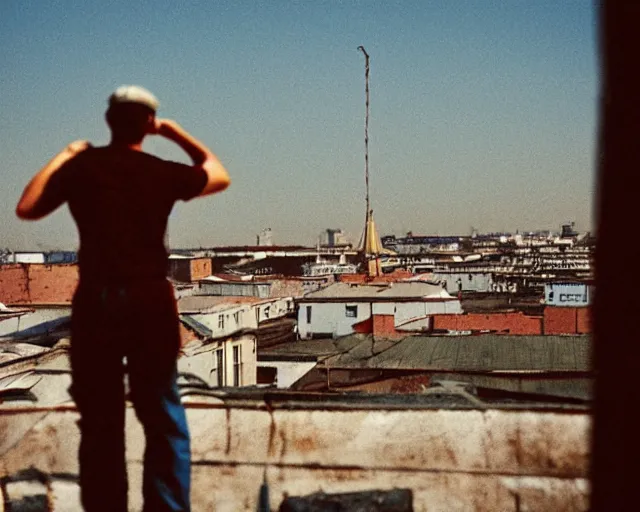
[146,118,231,197]
[148,118,172,136]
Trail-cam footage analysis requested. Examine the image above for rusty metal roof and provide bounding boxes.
[334,335,591,371]
[262,334,591,372]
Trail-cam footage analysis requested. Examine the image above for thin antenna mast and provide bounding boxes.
[358,46,370,224]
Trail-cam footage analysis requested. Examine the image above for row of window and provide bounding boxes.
[218,311,244,330]
[217,302,292,330]
[213,345,243,387]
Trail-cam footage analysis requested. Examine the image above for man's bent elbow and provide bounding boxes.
[200,158,231,196]
[202,174,231,195]
[16,203,39,221]
[216,174,231,192]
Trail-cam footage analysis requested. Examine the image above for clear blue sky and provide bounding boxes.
[1,0,597,250]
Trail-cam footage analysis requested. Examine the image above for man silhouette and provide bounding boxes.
[16,85,230,512]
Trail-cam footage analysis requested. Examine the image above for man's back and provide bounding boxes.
[57,146,206,283]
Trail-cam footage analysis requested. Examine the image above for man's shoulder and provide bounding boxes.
[72,146,196,183]
[82,146,177,167]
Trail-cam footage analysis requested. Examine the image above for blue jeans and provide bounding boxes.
[70,279,191,512]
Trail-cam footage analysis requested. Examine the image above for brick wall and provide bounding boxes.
[352,316,373,334]
[576,307,592,334]
[0,264,78,305]
[432,309,592,336]
[0,265,27,304]
[190,258,212,281]
[543,306,577,335]
[372,314,403,338]
[433,312,542,335]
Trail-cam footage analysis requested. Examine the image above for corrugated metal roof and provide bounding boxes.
[263,334,591,372]
[302,282,451,300]
[328,335,591,371]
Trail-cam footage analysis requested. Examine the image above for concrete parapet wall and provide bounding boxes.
[0,401,590,511]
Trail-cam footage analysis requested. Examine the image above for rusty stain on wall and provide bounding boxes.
[0,397,590,511]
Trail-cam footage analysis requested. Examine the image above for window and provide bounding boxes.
[345,305,358,318]
[306,305,312,324]
[218,314,225,329]
[214,348,224,387]
[264,306,270,319]
[233,345,242,386]
[233,311,240,325]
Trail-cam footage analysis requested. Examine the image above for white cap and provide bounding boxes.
[108,85,159,111]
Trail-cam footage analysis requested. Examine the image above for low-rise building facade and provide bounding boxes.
[297,282,462,339]
[177,295,295,387]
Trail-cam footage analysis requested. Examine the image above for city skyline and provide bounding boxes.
[1,1,597,250]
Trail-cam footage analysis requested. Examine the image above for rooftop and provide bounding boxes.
[0,329,591,510]
[300,281,453,301]
[261,334,592,372]
[177,295,267,313]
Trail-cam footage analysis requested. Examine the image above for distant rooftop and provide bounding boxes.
[261,334,592,373]
[300,281,453,301]
[177,295,268,313]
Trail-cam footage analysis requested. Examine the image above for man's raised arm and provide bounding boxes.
[153,119,230,196]
[16,140,90,220]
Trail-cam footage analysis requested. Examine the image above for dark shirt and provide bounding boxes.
[48,146,207,284]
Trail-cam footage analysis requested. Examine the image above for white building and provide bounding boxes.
[0,251,46,264]
[197,276,271,298]
[178,296,261,387]
[178,328,256,388]
[256,228,273,246]
[544,282,593,307]
[177,295,294,387]
[257,353,318,389]
[326,228,350,247]
[297,282,462,339]
[431,271,495,293]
